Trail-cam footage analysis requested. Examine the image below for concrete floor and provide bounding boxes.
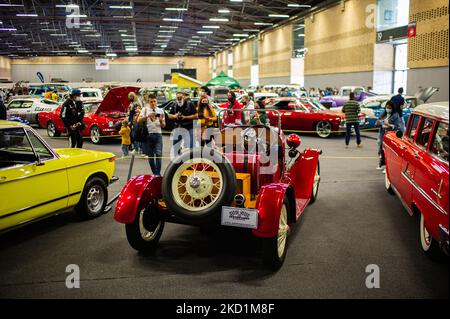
[0,129,448,299]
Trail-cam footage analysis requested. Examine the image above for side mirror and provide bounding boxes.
[396,131,404,139]
[287,134,302,149]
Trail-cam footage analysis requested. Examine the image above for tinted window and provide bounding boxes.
[8,101,22,109]
[408,115,420,139]
[431,122,449,162]
[416,118,434,148]
[0,128,36,169]
[26,130,53,161]
[271,101,293,110]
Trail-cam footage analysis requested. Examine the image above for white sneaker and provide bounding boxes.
[376,166,384,170]
[382,169,386,174]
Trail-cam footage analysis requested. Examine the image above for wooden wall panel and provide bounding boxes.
[408,0,449,69]
[0,56,11,80]
[232,39,252,81]
[259,24,293,78]
[305,0,376,75]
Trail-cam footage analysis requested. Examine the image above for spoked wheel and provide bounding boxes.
[262,196,290,270]
[125,205,165,252]
[316,121,332,138]
[90,126,102,144]
[309,162,320,204]
[47,121,60,137]
[162,147,236,221]
[420,213,440,257]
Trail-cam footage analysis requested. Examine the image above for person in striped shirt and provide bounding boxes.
[342,92,362,148]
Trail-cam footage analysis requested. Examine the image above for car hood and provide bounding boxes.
[95,86,140,115]
[414,87,439,104]
[55,148,115,163]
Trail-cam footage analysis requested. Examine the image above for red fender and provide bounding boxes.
[287,148,321,200]
[114,175,162,224]
[252,183,290,238]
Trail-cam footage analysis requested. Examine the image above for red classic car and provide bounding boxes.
[114,111,322,270]
[384,102,449,257]
[264,97,367,138]
[38,86,140,144]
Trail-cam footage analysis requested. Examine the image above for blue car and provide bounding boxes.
[7,116,30,125]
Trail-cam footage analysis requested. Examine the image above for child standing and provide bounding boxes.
[119,120,131,157]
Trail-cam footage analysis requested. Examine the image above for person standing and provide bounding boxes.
[221,91,243,125]
[168,92,198,150]
[390,87,406,131]
[376,100,403,170]
[342,92,362,148]
[51,89,59,102]
[139,94,165,175]
[60,89,85,148]
[241,95,255,125]
[197,97,218,146]
[119,120,131,157]
[127,91,141,151]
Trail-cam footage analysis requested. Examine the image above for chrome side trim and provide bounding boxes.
[401,171,448,216]
[383,142,399,157]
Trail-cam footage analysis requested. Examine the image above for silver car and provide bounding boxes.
[7,97,60,126]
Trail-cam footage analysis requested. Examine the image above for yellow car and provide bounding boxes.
[0,120,117,233]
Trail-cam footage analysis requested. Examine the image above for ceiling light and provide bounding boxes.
[113,15,133,19]
[125,48,138,52]
[202,25,220,29]
[159,30,176,33]
[32,42,45,44]
[218,9,230,13]
[106,53,117,57]
[0,28,17,31]
[56,4,79,8]
[197,31,213,34]
[12,33,28,36]
[268,14,290,18]
[163,18,183,22]
[16,13,38,17]
[68,14,88,18]
[0,4,24,7]
[157,35,172,38]
[69,44,82,47]
[77,49,89,53]
[287,4,312,8]
[98,45,110,48]
[230,0,243,2]
[50,34,67,36]
[121,34,135,37]
[254,22,273,26]
[165,8,188,11]
[209,18,229,22]
[243,29,260,32]
[233,33,249,37]
[159,25,178,29]
[85,34,101,37]
[109,5,133,9]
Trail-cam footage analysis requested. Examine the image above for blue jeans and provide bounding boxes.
[346,122,361,146]
[121,144,129,156]
[172,127,194,149]
[143,133,163,175]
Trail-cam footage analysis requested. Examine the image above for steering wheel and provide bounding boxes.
[240,126,275,155]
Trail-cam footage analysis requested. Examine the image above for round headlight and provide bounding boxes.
[108,121,114,127]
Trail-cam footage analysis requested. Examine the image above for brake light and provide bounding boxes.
[109,157,116,162]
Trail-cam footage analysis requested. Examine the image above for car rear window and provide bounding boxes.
[431,122,449,162]
[416,118,435,149]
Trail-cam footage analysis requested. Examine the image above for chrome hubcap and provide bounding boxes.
[91,128,100,142]
[317,122,331,137]
[48,123,55,136]
[139,209,161,241]
[87,185,104,213]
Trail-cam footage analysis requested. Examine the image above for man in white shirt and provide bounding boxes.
[139,94,166,175]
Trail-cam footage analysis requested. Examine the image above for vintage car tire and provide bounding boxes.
[162,147,237,222]
[90,126,103,144]
[315,121,332,138]
[420,213,441,258]
[309,161,320,205]
[125,204,165,252]
[384,171,395,195]
[75,177,108,219]
[261,196,290,270]
[47,121,61,137]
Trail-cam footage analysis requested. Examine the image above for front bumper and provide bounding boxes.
[439,224,449,256]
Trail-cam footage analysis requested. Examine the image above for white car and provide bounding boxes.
[7,97,60,126]
[80,88,103,103]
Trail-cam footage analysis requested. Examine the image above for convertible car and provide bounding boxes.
[265,97,367,138]
[114,110,321,270]
[320,86,376,108]
[38,86,140,144]
[0,120,117,233]
[384,102,448,257]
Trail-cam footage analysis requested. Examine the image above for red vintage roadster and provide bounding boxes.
[114,110,321,269]
[37,86,140,144]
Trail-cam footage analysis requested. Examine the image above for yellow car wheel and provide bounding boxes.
[75,177,108,219]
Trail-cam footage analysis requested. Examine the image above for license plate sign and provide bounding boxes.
[221,206,259,229]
